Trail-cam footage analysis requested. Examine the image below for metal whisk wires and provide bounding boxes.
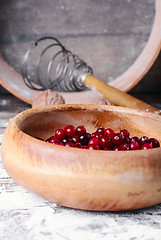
[21,36,93,91]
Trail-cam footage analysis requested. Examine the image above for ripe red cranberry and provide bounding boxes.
[56,142,63,146]
[99,136,112,149]
[71,135,79,143]
[76,125,86,136]
[113,146,120,151]
[104,128,115,138]
[46,136,53,143]
[141,143,152,150]
[46,136,62,145]
[75,142,83,148]
[102,147,112,151]
[118,143,130,151]
[130,136,140,143]
[79,133,91,145]
[87,144,101,150]
[96,127,105,135]
[55,129,65,140]
[64,125,76,137]
[45,125,160,151]
[125,138,130,144]
[65,142,75,148]
[88,137,99,145]
[148,138,160,148]
[112,133,124,145]
[83,145,89,149]
[62,136,72,145]
[46,136,56,143]
[87,132,91,138]
[139,136,149,146]
[120,129,130,140]
[129,141,140,150]
[91,132,102,139]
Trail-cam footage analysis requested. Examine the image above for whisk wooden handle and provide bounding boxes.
[85,75,161,115]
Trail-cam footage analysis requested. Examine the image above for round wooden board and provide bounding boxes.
[0,0,161,104]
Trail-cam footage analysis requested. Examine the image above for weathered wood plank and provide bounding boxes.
[0,198,161,240]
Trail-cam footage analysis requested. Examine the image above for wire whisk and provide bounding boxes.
[21,35,160,114]
[21,36,93,91]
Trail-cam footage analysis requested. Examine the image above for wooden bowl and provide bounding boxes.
[1,104,161,211]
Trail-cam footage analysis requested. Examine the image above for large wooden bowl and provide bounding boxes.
[1,104,161,211]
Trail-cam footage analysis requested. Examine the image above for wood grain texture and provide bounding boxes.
[1,95,161,239]
[85,75,161,113]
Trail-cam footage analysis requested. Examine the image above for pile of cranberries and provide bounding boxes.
[45,125,160,151]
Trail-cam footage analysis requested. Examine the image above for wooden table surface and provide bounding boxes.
[0,94,161,240]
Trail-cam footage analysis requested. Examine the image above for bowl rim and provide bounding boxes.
[10,104,161,155]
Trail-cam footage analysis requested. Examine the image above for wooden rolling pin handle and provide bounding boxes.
[84,75,161,115]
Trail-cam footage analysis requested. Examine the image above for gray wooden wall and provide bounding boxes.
[0,0,161,95]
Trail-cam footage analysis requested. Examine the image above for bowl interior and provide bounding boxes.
[3,104,161,211]
[17,105,161,144]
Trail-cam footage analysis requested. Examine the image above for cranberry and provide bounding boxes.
[141,143,152,150]
[46,136,62,145]
[45,125,160,151]
[46,136,53,143]
[87,144,100,150]
[113,146,120,151]
[65,142,75,148]
[129,141,140,150]
[87,132,91,138]
[64,125,76,137]
[139,136,149,146]
[71,135,79,143]
[126,138,130,144]
[104,128,115,138]
[112,133,124,145]
[79,133,91,145]
[46,136,56,143]
[99,136,112,149]
[148,138,160,148]
[118,143,130,151]
[96,127,105,135]
[103,147,112,151]
[83,145,89,149]
[55,129,65,140]
[75,142,83,148]
[130,136,140,143]
[56,142,63,146]
[62,136,72,144]
[120,129,130,140]
[76,125,86,136]
[88,137,99,145]
[91,132,102,139]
